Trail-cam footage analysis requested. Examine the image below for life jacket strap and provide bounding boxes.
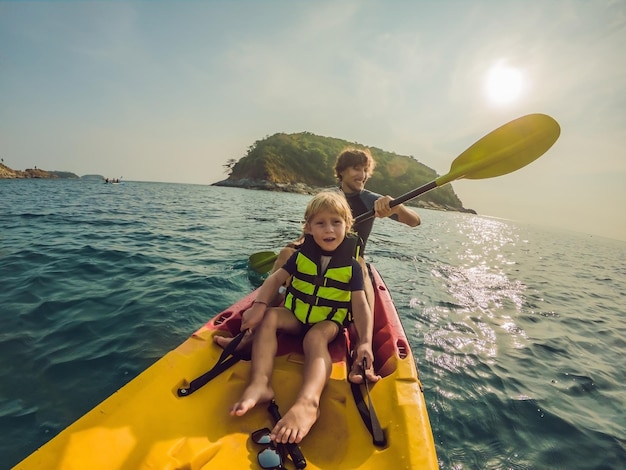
[286,284,351,311]
[295,272,351,291]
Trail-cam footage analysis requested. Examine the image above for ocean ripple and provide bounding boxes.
[1,180,624,469]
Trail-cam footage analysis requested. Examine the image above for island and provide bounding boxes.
[214,131,476,214]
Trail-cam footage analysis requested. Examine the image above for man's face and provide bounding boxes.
[339,164,369,193]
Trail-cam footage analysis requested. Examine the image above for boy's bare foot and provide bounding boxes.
[270,398,320,444]
[213,333,252,353]
[348,363,365,384]
[348,361,381,384]
[230,382,274,417]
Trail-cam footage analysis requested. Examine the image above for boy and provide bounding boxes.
[216,148,421,382]
[230,191,379,445]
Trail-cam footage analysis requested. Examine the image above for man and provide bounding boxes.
[332,147,421,315]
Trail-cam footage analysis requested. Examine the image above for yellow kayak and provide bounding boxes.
[14,265,438,469]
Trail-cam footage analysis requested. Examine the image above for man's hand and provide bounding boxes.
[375,195,421,226]
[373,195,394,218]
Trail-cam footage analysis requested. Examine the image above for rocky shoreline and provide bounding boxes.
[212,178,477,214]
[0,163,79,179]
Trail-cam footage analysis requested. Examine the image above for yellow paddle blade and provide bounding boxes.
[437,113,560,186]
[248,251,278,274]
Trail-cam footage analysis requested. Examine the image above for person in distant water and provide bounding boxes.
[229,191,380,445]
[215,147,421,382]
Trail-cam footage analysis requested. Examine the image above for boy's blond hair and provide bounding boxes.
[304,191,354,233]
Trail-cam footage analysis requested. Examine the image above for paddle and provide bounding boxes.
[249,251,280,275]
[248,112,560,273]
[354,113,560,223]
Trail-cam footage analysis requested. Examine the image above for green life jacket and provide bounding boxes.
[285,234,361,325]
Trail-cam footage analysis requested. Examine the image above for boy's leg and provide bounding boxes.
[230,307,302,416]
[271,321,340,444]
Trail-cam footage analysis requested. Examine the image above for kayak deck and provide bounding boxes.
[15,266,438,469]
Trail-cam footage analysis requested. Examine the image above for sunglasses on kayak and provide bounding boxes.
[251,428,286,469]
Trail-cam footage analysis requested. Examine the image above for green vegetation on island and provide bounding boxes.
[214,132,473,213]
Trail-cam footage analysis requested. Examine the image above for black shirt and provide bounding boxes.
[343,189,398,251]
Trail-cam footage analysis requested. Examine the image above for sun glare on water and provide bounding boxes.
[485,63,524,105]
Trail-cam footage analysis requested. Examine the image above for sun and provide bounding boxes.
[485,63,524,105]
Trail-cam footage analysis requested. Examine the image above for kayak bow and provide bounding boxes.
[15,266,438,470]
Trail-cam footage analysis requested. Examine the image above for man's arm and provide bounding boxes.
[393,203,421,227]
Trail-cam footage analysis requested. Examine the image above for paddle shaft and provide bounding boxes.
[354,180,436,224]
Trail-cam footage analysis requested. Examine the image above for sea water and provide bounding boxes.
[1,179,624,469]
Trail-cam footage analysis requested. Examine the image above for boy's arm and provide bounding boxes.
[351,290,381,383]
[351,290,373,347]
[241,268,290,331]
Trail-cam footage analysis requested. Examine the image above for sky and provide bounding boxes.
[1,1,625,242]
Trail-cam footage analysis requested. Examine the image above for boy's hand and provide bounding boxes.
[240,303,266,332]
[349,343,381,384]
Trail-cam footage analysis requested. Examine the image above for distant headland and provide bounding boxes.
[0,163,80,179]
